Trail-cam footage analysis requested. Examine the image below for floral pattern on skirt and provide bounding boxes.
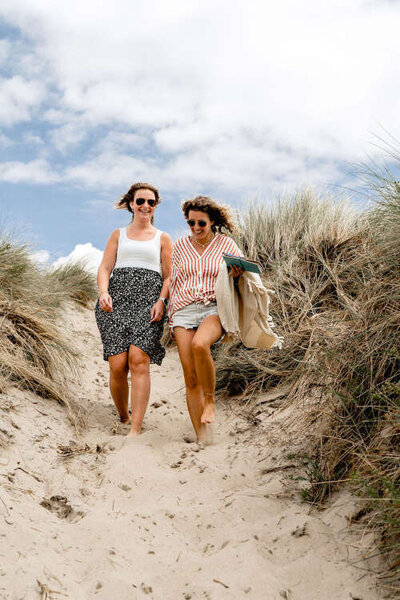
[95,267,165,364]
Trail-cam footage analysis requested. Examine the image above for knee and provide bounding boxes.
[109,363,128,380]
[184,371,199,390]
[191,337,209,356]
[128,354,149,375]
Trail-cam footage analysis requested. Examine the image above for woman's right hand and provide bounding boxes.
[99,292,113,312]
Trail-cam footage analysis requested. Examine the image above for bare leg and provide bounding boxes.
[174,327,206,442]
[191,315,223,424]
[108,352,129,423]
[127,345,151,437]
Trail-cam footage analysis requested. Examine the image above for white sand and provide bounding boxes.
[0,304,382,599]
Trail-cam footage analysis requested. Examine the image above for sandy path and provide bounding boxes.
[0,305,381,599]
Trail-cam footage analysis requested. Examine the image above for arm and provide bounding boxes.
[150,232,173,322]
[225,237,244,278]
[167,242,180,337]
[97,229,119,312]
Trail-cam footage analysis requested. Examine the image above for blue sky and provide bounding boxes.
[0,0,399,269]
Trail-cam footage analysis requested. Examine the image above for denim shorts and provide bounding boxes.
[172,301,219,330]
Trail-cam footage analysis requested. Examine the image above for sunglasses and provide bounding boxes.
[135,197,157,207]
[187,219,208,227]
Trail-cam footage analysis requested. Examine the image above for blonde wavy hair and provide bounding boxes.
[182,196,237,233]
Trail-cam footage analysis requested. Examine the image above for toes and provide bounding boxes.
[201,410,215,424]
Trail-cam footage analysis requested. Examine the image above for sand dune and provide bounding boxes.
[0,304,381,599]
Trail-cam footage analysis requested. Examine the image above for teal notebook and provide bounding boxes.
[222,253,262,274]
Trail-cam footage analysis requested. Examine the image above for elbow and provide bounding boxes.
[97,263,112,280]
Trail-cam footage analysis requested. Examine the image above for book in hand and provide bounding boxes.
[222,253,262,274]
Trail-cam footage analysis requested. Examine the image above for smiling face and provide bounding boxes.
[129,188,157,223]
[187,209,214,243]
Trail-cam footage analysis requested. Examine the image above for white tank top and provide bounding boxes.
[114,227,162,274]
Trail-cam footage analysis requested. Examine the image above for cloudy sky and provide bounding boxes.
[0,0,399,268]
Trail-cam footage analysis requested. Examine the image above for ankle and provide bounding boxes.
[204,392,215,405]
[129,425,141,434]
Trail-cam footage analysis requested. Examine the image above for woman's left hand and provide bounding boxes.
[150,299,165,322]
[230,264,244,278]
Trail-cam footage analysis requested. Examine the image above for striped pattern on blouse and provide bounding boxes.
[168,233,242,324]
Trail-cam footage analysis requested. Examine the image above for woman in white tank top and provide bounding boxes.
[95,182,173,437]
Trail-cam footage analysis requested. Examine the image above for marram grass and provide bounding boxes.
[0,234,98,428]
[215,184,399,593]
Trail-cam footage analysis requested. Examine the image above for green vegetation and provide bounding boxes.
[0,236,98,427]
[215,177,399,592]
[0,157,398,592]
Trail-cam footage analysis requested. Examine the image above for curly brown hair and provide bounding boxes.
[115,182,161,214]
[182,196,237,233]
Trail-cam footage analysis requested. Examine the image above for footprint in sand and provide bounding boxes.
[40,495,85,523]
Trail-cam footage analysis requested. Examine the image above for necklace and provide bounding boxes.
[192,233,215,248]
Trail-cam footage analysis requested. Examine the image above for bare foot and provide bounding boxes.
[126,428,141,438]
[201,402,215,424]
[120,416,130,424]
[197,423,207,443]
[206,423,214,445]
[194,441,206,451]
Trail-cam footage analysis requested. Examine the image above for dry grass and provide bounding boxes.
[45,260,98,307]
[214,182,399,592]
[57,440,109,459]
[0,234,97,429]
[216,189,364,397]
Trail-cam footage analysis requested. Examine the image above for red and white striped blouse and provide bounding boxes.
[168,233,242,324]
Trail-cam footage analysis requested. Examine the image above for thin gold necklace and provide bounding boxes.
[192,233,215,248]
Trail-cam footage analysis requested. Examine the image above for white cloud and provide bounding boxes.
[0,76,45,126]
[52,242,103,274]
[95,131,148,154]
[23,132,45,146]
[31,249,50,264]
[63,151,153,189]
[0,0,399,193]
[49,122,87,153]
[0,159,58,183]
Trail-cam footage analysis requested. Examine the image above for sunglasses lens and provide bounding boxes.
[187,219,207,227]
[135,198,156,207]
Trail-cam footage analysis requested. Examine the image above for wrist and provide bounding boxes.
[99,291,109,297]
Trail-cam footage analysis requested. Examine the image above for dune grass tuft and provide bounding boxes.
[0,234,97,428]
[45,260,98,307]
[216,189,363,397]
[214,183,399,591]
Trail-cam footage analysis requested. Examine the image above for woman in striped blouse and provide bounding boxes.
[169,196,242,443]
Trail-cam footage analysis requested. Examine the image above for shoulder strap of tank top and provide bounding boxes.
[156,229,163,266]
[116,228,125,250]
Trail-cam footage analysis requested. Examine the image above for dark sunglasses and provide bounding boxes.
[187,219,207,227]
[135,197,157,207]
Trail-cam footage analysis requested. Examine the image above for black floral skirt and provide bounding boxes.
[95,267,165,364]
